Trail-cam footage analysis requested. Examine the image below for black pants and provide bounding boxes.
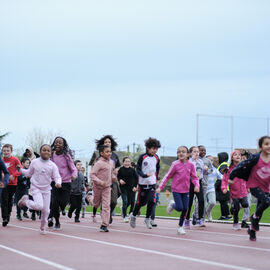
[69,194,82,219]
[250,187,270,220]
[186,180,204,220]
[110,182,121,215]
[132,184,156,218]
[231,197,249,224]
[1,185,17,220]
[15,188,28,216]
[50,183,71,223]
[121,188,135,218]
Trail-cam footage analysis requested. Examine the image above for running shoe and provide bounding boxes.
[129,214,136,228]
[144,218,152,229]
[248,228,256,241]
[166,200,174,215]
[100,225,109,232]
[250,214,259,231]
[177,226,186,235]
[232,223,241,230]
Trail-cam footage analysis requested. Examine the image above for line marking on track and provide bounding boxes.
[62,222,270,253]
[9,224,260,270]
[0,244,75,270]
[111,219,270,240]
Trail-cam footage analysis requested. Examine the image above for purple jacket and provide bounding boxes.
[51,153,77,183]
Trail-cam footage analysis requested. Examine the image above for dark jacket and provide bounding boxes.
[0,158,9,194]
[229,154,260,181]
[71,172,85,195]
[117,166,138,191]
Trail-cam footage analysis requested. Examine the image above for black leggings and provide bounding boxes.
[186,180,204,220]
[250,187,270,220]
[231,197,249,224]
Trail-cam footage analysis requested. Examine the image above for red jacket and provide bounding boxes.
[3,156,21,186]
[221,165,247,199]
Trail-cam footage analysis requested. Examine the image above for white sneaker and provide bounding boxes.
[39,229,47,235]
[144,218,152,229]
[18,195,29,208]
[177,226,186,235]
[92,215,97,223]
[166,200,175,215]
[208,213,213,222]
[232,223,241,230]
[129,214,136,228]
[123,217,129,223]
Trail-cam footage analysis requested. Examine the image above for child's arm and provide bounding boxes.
[157,163,176,193]
[90,162,104,186]
[66,154,77,181]
[221,171,229,194]
[51,163,62,188]
[0,159,9,188]
[20,162,35,178]
[190,164,200,192]
[156,156,160,180]
[136,155,150,178]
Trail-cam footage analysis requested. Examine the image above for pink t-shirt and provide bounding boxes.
[247,156,270,193]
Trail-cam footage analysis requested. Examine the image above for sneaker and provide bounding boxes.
[18,195,29,208]
[166,200,174,215]
[207,212,213,222]
[241,220,249,228]
[232,223,241,230]
[23,212,29,219]
[177,226,186,235]
[248,228,256,241]
[91,215,97,223]
[192,213,197,226]
[68,211,72,219]
[62,210,66,216]
[40,229,47,235]
[48,218,54,227]
[199,218,206,227]
[82,213,85,218]
[16,215,22,221]
[129,214,136,228]
[75,218,80,223]
[54,223,61,230]
[144,218,152,229]
[123,217,129,223]
[218,216,227,220]
[150,219,157,227]
[100,225,109,232]
[184,219,190,229]
[2,219,8,227]
[225,215,232,220]
[250,214,259,231]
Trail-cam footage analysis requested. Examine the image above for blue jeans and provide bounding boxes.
[172,192,189,226]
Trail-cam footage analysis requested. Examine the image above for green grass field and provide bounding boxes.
[83,204,270,223]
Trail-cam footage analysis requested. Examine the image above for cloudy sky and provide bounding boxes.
[1,0,270,158]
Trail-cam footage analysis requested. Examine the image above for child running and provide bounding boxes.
[48,137,77,230]
[0,157,9,197]
[230,136,270,241]
[17,144,62,234]
[222,150,249,230]
[90,145,117,232]
[129,137,161,229]
[157,146,199,234]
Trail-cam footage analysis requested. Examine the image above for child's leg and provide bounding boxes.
[145,187,156,218]
[92,186,102,214]
[81,191,86,216]
[250,188,270,219]
[75,194,82,219]
[242,192,251,222]
[40,192,51,230]
[129,191,136,215]
[186,183,195,220]
[25,191,43,211]
[121,190,128,218]
[101,187,111,227]
[206,191,216,216]
[69,194,76,215]
[231,199,240,224]
[132,186,147,216]
[196,180,205,220]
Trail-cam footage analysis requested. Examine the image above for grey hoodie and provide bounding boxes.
[71,171,85,195]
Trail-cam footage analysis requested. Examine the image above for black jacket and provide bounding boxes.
[229,154,260,181]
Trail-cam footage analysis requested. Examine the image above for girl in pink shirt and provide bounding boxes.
[222,150,248,230]
[157,146,199,235]
[18,144,62,235]
[229,136,270,241]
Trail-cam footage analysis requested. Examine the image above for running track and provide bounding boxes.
[0,214,269,270]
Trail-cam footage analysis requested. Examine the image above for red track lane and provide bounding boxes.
[0,213,269,270]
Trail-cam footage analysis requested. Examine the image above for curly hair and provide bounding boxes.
[95,135,118,152]
[51,136,74,158]
[144,137,161,149]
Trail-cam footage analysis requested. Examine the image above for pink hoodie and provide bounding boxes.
[159,159,199,193]
[221,165,247,199]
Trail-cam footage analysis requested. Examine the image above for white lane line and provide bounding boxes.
[0,244,75,270]
[8,224,260,270]
[62,222,270,253]
[111,219,270,240]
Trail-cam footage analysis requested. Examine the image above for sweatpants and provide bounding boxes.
[50,183,71,224]
[186,180,204,220]
[69,194,83,219]
[110,182,120,215]
[1,185,17,221]
[172,192,189,227]
[93,186,111,227]
[121,188,135,218]
[132,184,156,218]
[250,187,270,220]
[231,196,249,224]
[25,189,51,230]
[15,188,28,216]
[205,191,216,216]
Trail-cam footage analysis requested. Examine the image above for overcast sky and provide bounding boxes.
[1,0,270,158]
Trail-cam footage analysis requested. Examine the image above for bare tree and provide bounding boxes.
[25,127,62,153]
[0,132,10,148]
